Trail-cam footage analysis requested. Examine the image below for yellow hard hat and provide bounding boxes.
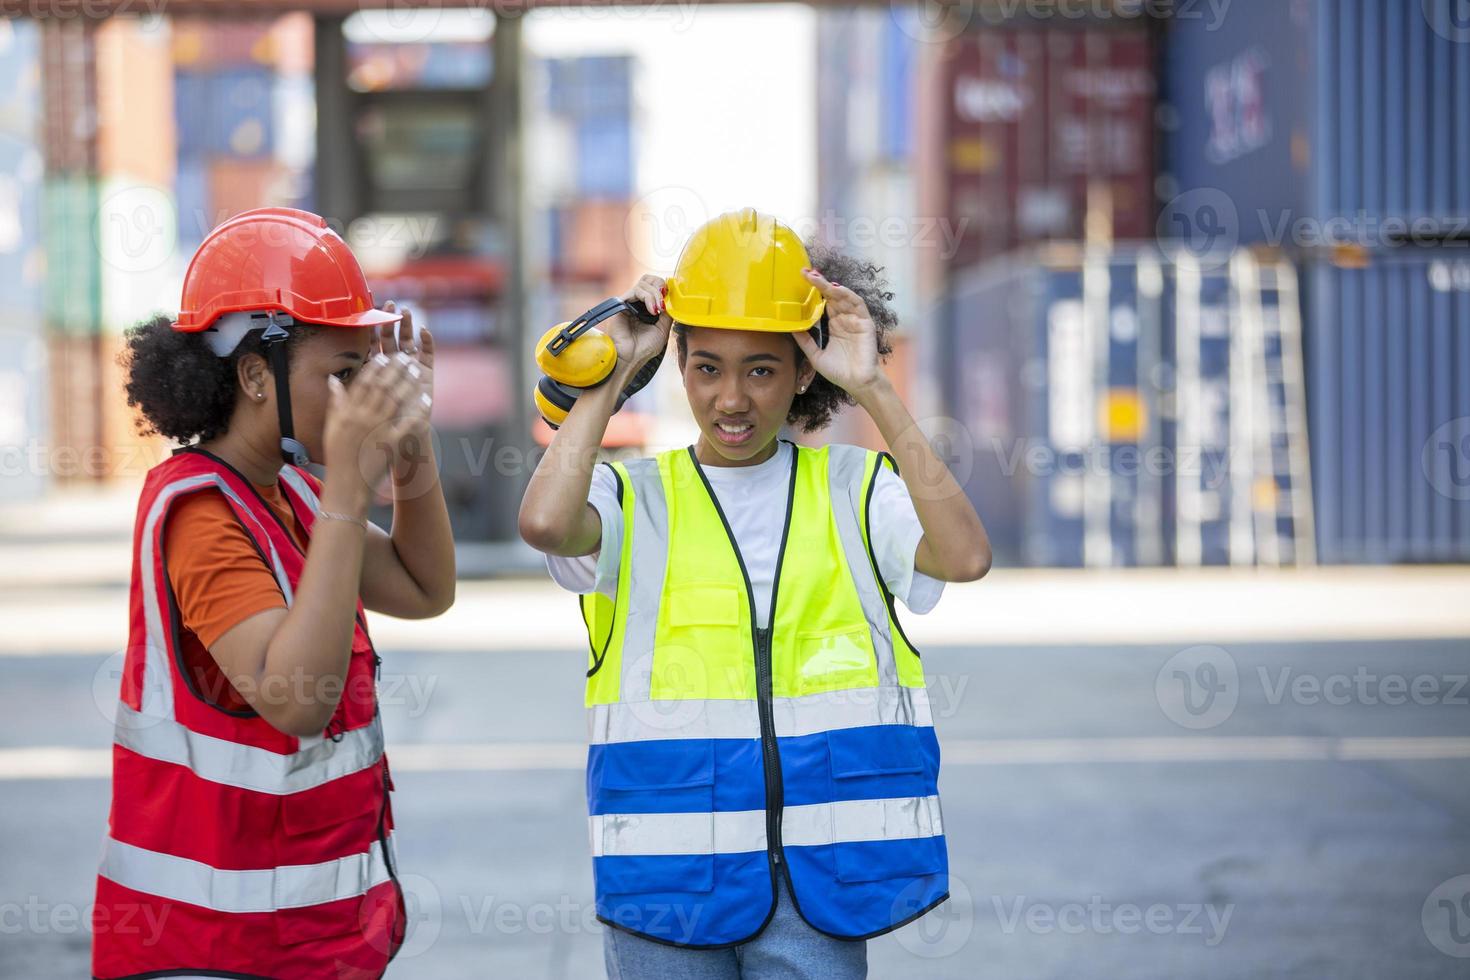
[663,208,825,333]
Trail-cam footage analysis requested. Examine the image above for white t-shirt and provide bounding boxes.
[545,440,944,627]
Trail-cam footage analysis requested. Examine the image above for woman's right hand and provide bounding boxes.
[601,274,673,381]
[324,351,422,500]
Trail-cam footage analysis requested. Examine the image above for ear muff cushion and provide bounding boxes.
[534,375,581,428]
[536,323,617,388]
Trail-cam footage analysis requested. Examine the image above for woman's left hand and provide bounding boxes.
[792,267,883,395]
[372,301,435,464]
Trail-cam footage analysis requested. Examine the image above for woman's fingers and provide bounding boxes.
[396,305,415,355]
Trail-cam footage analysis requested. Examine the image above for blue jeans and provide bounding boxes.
[602,874,867,980]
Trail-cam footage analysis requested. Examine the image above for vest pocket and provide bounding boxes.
[655,584,748,700]
[826,727,944,883]
[592,741,717,895]
[785,626,877,696]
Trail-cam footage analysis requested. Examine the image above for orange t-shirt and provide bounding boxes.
[163,480,309,649]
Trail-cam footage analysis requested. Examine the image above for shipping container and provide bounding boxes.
[1163,0,1470,250]
[922,23,1157,272]
[944,243,1313,567]
[175,67,275,160]
[42,175,101,335]
[574,117,632,198]
[38,20,97,173]
[1304,247,1470,563]
[0,21,46,318]
[546,56,631,119]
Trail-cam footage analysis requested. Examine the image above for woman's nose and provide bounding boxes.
[717,377,750,413]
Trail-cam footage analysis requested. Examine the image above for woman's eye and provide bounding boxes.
[751,367,773,378]
[697,364,717,375]
[333,368,354,383]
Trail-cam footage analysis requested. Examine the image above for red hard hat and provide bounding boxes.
[173,207,401,332]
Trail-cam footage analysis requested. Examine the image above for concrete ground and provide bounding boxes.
[3,628,1469,978]
[3,487,1469,977]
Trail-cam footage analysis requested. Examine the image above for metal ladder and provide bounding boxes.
[1228,251,1317,566]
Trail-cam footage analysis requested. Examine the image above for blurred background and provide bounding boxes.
[1,1,1468,977]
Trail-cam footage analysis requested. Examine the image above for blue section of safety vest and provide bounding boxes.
[784,841,948,937]
[776,725,941,808]
[595,850,774,945]
[587,737,766,815]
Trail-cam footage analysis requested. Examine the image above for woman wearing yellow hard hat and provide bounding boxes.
[519,207,991,978]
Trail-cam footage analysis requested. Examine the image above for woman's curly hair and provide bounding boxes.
[121,313,318,444]
[673,238,899,432]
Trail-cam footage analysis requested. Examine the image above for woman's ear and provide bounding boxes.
[236,353,270,403]
[795,350,817,393]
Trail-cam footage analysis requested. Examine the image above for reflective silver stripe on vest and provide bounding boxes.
[140,474,297,717]
[276,465,320,513]
[588,795,942,857]
[617,458,669,704]
[114,702,385,795]
[98,833,396,913]
[826,444,898,689]
[586,685,932,744]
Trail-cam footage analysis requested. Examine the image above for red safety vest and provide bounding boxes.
[92,448,405,980]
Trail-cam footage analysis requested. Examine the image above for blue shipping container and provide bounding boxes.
[175,67,275,160]
[1164,0,1470,250]
[1304,247,1470,563]
[574,116,632,197]
[945,246,1176,567]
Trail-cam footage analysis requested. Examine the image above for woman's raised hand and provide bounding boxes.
[793,267,883,396]
[602,274,674,381]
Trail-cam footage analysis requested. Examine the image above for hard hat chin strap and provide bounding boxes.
[260,314,311,468]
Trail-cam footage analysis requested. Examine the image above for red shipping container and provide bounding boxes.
[39,20,97,173]
[205,158,294,227]
[928,25,1156,271]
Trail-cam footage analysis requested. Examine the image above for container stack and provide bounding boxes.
[0,20,48,500]
[808,9,925,449]
[37,17,180,484]
[915,18,1156,284]
[1164,0,1470,563]
[531,54,647,447]
[172,15,315,250]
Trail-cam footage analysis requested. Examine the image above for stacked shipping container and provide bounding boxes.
[0,20,48,500]
[173,15,315,249]
[1165,0,1470,563]
[531,54,647,447]
[919,20,1157,275]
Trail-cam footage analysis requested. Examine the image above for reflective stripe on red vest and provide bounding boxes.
[93,449,404,980]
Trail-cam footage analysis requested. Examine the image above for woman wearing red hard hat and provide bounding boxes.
[92,208,456,979]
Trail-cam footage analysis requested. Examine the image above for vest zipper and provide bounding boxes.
[754,626,783,869]
[684,444,799,888]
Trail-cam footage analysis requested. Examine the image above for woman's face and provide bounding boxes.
[680,326,815,466]
[279,325,373,461]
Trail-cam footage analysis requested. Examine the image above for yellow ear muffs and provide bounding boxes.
[534,376,580,429]
[535,323,617,388]
[536,297,650,388]
[532,298,664,430]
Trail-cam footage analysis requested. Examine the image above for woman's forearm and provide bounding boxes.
[256,474,371,734]
[853,377,992,581]
[386,441,456,613]
[518,370,628,555]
